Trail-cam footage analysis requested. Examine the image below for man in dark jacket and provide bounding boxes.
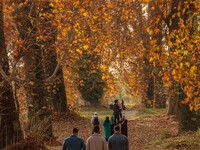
[113,100,120,124]
[62,128,86,150]
[108,125,129,150]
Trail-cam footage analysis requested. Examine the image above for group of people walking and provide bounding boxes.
[62,99,128,150]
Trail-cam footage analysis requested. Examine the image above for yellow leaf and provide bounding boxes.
[180,63,183,69]
[146,27,153,35]
[49,3,54,7]
[168,41,173,47]
[175,38,181,44]
[189,104,194,111]
[83,45,89,50]
[185,62,190,67]
[190,65,197,74]
[149,57,154,62]
[102,76,105,80]
[172,69,176,76]
[93,16,98,20]
[29,104,34,107]
[76,49,82,55]
[194,104,200,111]
[83,12,88,17]
[183,50,188,55]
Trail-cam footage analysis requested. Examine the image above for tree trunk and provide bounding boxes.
[148,1,167,108]
[136,1,154,108]
[14,1,53,138]
[177,85,200,132]
[0,2,23,148]
[40,2,67,112]
[165,0,200,131]
[167,86,178,115]
[154,72,167,108]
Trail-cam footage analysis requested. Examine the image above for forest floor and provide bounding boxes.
[47,106,187,150]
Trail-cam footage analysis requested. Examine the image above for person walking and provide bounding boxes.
[103,116,111,141]
[118,101,123,119]
[121,116,128,137]
[113,100,120,124]
[121,99,126,110]
[62,128,86,150]
[86,126,107,150]
[91,112,100,126]
[110,116,115,135]
[108,125,129,150]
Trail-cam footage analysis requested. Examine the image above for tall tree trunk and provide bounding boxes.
[45,56,67,112]
[14,1,53,138]
[149,1,167,108]
[40,2,67,112]
[134,0,154,108]
[167,84,178,115]
[177,86,199,131]
[0,2,23,148]
[165,0,200,131]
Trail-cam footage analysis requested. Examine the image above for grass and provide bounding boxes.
[78,106,138,120]
[78,106,168,120]
[145,130,200,150]
[78,107,113,120]
[135,108,167,117]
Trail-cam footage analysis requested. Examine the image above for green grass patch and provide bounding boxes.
[145,130,200,150]
[136,108,167,117]
[79,107,113,120]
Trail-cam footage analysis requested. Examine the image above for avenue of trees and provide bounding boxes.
[0,0,199,148]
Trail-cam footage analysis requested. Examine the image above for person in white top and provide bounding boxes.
[91,112,101,126]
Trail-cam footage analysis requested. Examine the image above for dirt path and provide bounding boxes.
[48,111,178,150]
[123,110,138,120]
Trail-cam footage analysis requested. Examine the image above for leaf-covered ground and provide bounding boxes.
[48,111,179,150]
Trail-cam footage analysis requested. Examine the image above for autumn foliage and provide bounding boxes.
[0,0,200,149]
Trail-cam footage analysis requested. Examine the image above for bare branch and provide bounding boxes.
[0,64,24,84]
[0,65,9,82]
[45,61,61,82]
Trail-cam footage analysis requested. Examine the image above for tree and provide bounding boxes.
[37,1,68,112]
[147,0,200,131]
[148,0,167,108]
[14,1,53,138]
[165,0,200,131]
[0,2,23,148]
[75,53,106,104]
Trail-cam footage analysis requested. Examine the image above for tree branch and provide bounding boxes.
[45,61,61,82]
[0,64,24,84]
[0,65,9,82]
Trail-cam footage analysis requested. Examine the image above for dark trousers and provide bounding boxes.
[119,109,122,119]
[114,114,120,125]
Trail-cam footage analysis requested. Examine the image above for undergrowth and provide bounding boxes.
[136,108,167,117]
[145,129,200,150]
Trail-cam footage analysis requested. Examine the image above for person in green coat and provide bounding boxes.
[103,116,111,141]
